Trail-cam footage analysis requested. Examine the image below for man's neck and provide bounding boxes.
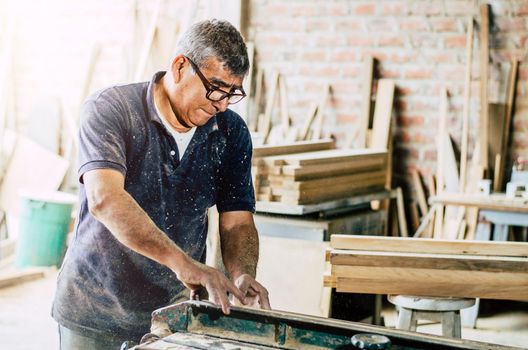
[154,77,192,133]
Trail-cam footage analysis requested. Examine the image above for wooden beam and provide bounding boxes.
[356,56,374,148]
[134,0,162,82]
[430,193,528,214]
[261,71,280,143]
[330,235,528,257]
[370,79,395,149]
[434,88,448,238]
[252,139,335,159]
[479,4,490,172]
[412,169,428,216]
[460,17,474,192]
[311,84,331,140]
[494,59,519,192]
[0,268,51,289]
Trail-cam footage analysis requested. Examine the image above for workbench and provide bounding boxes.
[129,300,517,349]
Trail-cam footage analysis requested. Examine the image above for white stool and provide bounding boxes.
[388,295,476,338]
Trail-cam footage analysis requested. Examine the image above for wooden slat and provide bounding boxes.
[267,149,387,167]
[0,268,51,289]
[252,139,335,159]
[495,59,519,192]
[279,156,386,180]
[460,17,474,192]
[134,0,162,82]
[270,170,387,191]
[261,71,280,143]
[311,84,331,140]
[479,3,490,172]
[434,88,448,238]
[412,169,428,216]
[356,56,374,148]
[431,193,528,213]
[330,250,527,272]
[330,234,528,257]
[250,67,264,132]
[299,103,319,141]
[370,79,395,150]
[333,268,528,301]
[396,187,408,237]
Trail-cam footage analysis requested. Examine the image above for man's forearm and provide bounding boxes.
[89,188,188,272]
[220,222,259,279]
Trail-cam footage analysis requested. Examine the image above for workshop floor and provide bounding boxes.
[0,271,527,349]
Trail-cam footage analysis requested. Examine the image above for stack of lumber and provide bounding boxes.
[324,235,528,301]
[253,141,388,205]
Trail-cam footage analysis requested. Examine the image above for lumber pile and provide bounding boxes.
[253,143,388,205]
[324,235,528,301]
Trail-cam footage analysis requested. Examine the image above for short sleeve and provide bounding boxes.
[78,90,128,183]
[215,118,256,213]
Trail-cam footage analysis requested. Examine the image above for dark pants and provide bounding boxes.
[58,325,127,350]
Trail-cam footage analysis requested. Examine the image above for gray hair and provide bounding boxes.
[175,19,249,76]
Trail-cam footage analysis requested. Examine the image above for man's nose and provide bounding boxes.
[212,98,229,113]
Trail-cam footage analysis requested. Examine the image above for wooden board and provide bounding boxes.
[279,156,386,180]
[252,139,335,159]
[330,235,528,257]
[370,79,395,149]
[460,17,474,192]
[412,169,428,216]
[263,149,387,167]
[479,4,490,172]
[0,132,69,215]
[357,56,374,148]
[331,268,528,301]
[269,170,387,191]
[330,250,527,272]
[430,193,528,214]
[0,267,51,289]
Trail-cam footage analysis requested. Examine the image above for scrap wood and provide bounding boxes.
[252,139,335,159]
[299,103,319,141]
[261,71,280,143]
[412,169,428,217]
[311,84,331,140]
[0,267,54,289]
[330,234,528,257]
[134,0,162,82]
[433,88,448,239]
[369,79,395,150]
[479,3,490,172]
[261,148,387,167]
[460,16,474,192]
[250,67,264,132]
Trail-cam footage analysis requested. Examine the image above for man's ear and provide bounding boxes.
[170,55,186,83]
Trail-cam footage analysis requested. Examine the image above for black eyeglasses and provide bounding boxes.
[185,56,246,105]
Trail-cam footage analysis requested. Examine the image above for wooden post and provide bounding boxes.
[460,17,474,193]
[479,4,490,174]
[434,88,448,239]
[354,56,374,148]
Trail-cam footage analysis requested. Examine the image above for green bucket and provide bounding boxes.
[16,191,77,267]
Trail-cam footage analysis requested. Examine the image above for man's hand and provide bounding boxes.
[232,274,271,310]
[174,257,245,315]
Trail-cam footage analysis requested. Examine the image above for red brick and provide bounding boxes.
[444,1,474,15]
[291,3,316,17]
[409,1,443,16]
[495,18,527,32]
[514,3,528,16]
[316,35,346,47]
[341,65,362,78]
[336,113,357,123]
[445,35,467,48]
[431,18,459,32]
[351,3,377,15]
[406,68,434,79]
[302,50,328,61]
[300,65,341,78]
[399,18,429,31]
[410,34,440,48]
[333,50,357,62]
[323,4,348,16]
[366,18,397,32]
[266,3,291,17]
[335,19,363,32]
[379,35,405,47]
[347,35,376,47]
[305,19,332,32]
[398,115,425,126]
[380,68,403,79]
[259,34,290,47]
[424,150,438,161]
[389,52,419,64]
[381,1,408,15]
[331,80,361,94]
[423,51,456,64]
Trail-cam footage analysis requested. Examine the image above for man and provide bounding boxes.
[52,19,270,349]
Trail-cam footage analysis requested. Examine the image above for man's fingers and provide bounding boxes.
[226,280,246,303]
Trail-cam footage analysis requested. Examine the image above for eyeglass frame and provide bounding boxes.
[185,56,247,105]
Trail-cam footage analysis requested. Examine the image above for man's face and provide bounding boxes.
[173,56,244,128]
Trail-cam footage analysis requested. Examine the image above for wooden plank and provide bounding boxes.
[330,250,528,272]
[244,41,255,127]
[434,88,448,238]
[410,201,420,232]
[134,0,162,82]
[460,17,474,193]
[261,71,280,143]
[253,139,335,159]
[311,84,331,140]
[270,170,387,191]
[250,67,264,132]
[495,59,519,192]
[479,3,490,172]
[267,149,387,167]
[395,187,408,237]
[370,79,395,149]
[356,56,374,148]
[299,103,318,141]
[488,103,506,182]
[278,75,289,136]
[329,235,528,257]
[333,268,528,301]
[412,169,428,216]
[0,132,69,215]
[0,267,51,289]
[431,193,528,213]
[279,156,386,180]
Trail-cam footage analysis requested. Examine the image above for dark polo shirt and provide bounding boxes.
[52,72,255,340]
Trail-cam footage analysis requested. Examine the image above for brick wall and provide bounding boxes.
[5,0,528,193]
[247,0,528,188]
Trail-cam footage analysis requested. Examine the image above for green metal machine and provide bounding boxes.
[129,301,518,350]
